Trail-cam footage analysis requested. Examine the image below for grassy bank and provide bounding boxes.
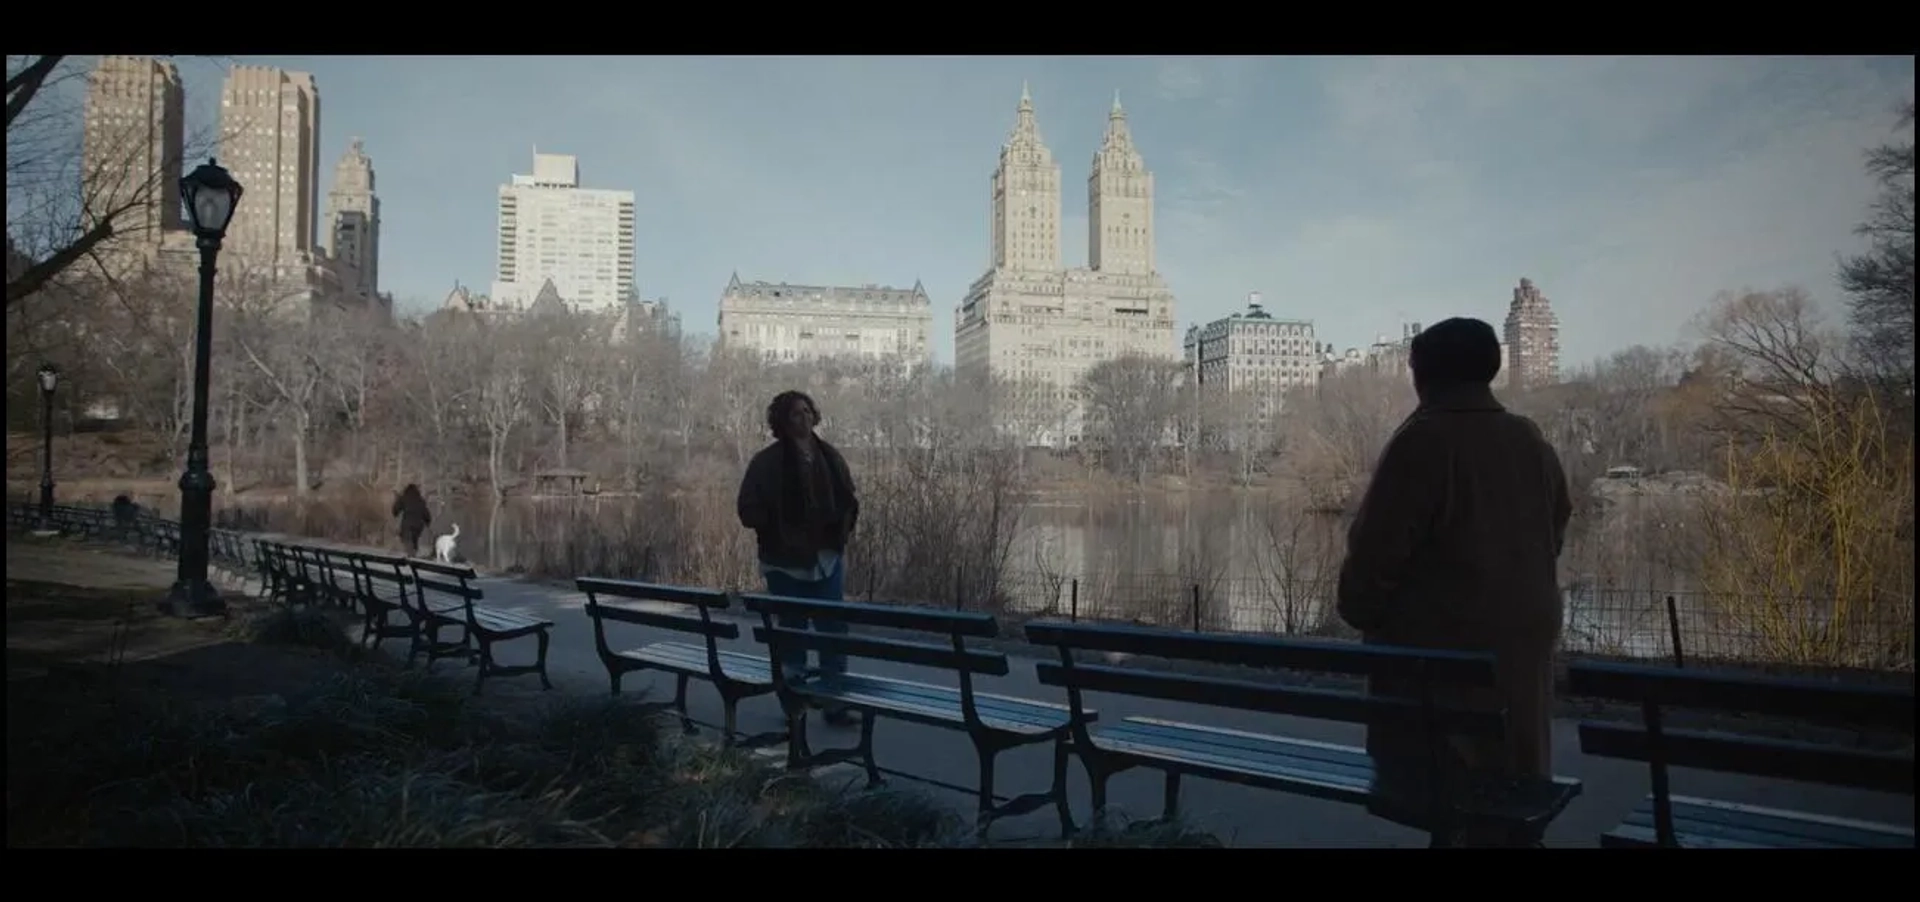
[6,588,1221,848]
[7,601,957,848]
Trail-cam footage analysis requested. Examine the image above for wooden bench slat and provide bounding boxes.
[797,672,1077,735]
[1094,717,1580,824]
[1568,660,1912,848]
[619,642,772,685]
[1097,717,1376,789]
[472,607,552,632]
[1607,795,1916,849]
[1578,723,1914,795]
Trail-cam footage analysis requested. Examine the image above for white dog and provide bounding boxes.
[433,523,460,563]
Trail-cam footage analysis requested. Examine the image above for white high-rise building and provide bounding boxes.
[491,152,636,313]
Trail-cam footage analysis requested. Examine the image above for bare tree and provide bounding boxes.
[1693,287,1848,447]
[6,55,232,307]
[1079,352,1185,483]
[1255,487,1340,634]
[319,305,395,484]
[1280,364,1416,510]
[1839,99,1915,392]
[1211,385,1276,484]
[397,313,480,499]
[529,307,607,472]
[474,318,533,500]
[230,266,344,496]
[1684,284,1915,667]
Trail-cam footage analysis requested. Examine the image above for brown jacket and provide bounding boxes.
[736,438,860,570]
[1336,383,1572,818]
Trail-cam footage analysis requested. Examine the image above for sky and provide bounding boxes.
[157,55,1913,366]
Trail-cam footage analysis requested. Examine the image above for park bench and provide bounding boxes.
[146,517,181,558]
[347,550,422,651]
[210,529,255,582]
[1567,660,1915,848]
[392,556,474,669]
[1024,620,1585,845]
[408,558,554,694]
[260,540,321,607]
[127,514,161,553]
[252,539,284,601]
[310,547,364,611]
[47,504,108,538]
[740,593,1087,838]
[576,578,785,748]
[288,545,333,605]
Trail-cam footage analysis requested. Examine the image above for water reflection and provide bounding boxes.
[226,489,1772,661]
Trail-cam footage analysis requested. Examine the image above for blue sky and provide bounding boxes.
[164,55,1912,366]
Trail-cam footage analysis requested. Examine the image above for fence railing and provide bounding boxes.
[177,496,1920,675]
[975,570,1915,673]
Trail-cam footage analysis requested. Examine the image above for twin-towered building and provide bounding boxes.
[714,86,1183,440]
[954,87,1182,445]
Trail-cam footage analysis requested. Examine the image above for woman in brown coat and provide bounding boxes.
[392,483,432,558]
[1335,317,1573,847]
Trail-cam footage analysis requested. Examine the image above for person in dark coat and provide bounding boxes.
[736,390,861,726]
[111,494,137,540]
[392,483,432,558]
[1335,317,1573,848]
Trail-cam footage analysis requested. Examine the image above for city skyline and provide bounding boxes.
[40,55,1918,366]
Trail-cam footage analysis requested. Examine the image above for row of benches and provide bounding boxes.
[7,501,559,696]
[574,577,1914,848]
[250,537,557,695]
[11,504,1908,847]
[7,501,230,573]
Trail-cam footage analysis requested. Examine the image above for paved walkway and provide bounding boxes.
[257,544,1913,847]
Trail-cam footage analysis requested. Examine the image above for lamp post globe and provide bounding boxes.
[162,158,242,619]
[180,159,243,243]
[36,363,58,528]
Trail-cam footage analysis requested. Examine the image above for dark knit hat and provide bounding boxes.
[1409,317,1502,387]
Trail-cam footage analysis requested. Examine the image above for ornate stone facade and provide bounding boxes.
[955,86,1180,447]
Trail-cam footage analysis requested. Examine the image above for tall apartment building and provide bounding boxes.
[491,152,635,314]
[1503,277,1561,390]
[220,65,321,270]
[1184,293,1319,394]
[718,273,932,368]
[323,137,380,301]
[81,56,185,245]
[955,87,1179,446]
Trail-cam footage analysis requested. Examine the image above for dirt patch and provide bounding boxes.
[3,537,340,701]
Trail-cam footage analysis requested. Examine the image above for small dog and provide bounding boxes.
[434,523,461,563]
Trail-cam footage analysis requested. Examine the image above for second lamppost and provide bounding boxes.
[162,159,243,619]
[36,363,58,528]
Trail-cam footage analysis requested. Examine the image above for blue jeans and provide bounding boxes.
[764,559,848,678]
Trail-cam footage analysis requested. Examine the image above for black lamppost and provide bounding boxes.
[36,363,58,527]
[162,159,242,619]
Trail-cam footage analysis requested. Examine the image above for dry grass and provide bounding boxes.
[7,598,1224,849]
